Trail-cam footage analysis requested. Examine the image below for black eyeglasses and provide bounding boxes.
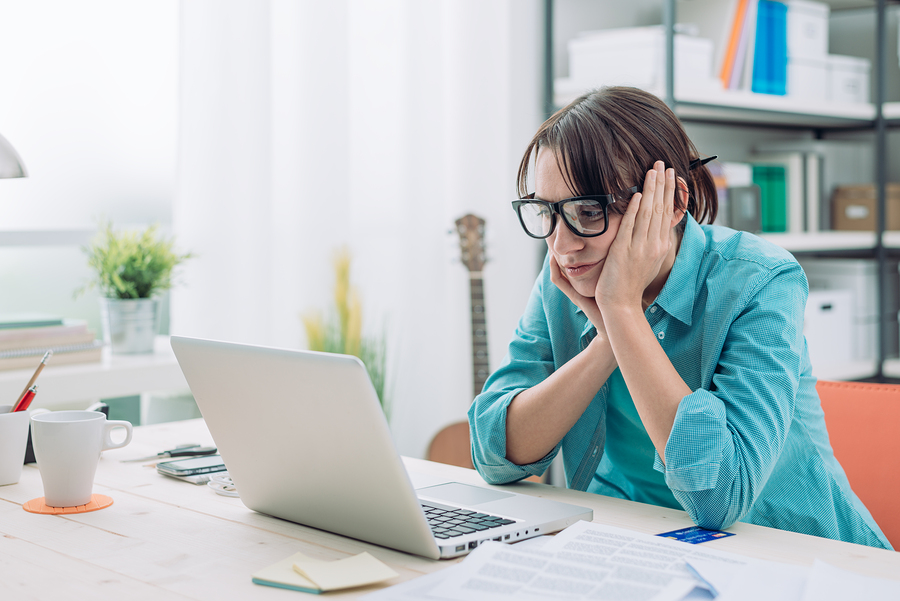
[512,156,717,239]
[511,187,638,239]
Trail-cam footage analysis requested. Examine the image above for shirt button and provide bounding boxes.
[657,331,665,340]
[650,306,657,313]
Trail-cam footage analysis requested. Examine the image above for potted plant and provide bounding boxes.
[79,222,193,354]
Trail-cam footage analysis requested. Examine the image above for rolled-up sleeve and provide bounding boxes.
[654,262,807,530]
[468,272,560,484]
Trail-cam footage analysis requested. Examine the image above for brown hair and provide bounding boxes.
[516,87,717,225]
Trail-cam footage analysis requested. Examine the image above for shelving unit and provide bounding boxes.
[550,0,900,381]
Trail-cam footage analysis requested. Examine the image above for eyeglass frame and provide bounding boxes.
[510,155,717,240]
[511,187,638,239]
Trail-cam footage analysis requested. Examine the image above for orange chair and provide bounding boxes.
[427,421,545,483]
[426,421,475,470]
[817,380,900,549]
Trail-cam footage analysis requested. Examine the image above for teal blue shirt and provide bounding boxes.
[468,214,891,550]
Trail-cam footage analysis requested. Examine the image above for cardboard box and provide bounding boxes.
[832,184,900,231]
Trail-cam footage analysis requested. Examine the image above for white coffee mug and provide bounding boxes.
[0,408,32,486]
[31,410,133,507]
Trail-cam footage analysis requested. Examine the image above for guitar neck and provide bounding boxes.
[469,274,489,399]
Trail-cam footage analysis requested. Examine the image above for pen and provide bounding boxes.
[15,350,52,406]
[13,385,37,412]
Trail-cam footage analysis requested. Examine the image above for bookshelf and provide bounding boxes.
[550,0,900,380]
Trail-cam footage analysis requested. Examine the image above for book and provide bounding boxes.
[677,0,743,88]
[0,329,96,353]
[752,0,789,95]
[749,151,805,233]
[720,0,750,88]
[0,341,103,372]
[0,313,65,330]
[252,551,398,594]
[751,164,788,232]
[735,0,761,90]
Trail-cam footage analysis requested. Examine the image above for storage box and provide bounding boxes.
[832,184,900,231]
[787,56,827,101]
[786,1,830,59]
[804,289,853,369]
[827,54,870,104]
[567,26,715,91]
[798,258,900,362]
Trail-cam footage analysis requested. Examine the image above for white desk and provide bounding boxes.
[0,418,897,600]
[0,336,188,409]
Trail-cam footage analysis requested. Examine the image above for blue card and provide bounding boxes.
[656,526,735,544]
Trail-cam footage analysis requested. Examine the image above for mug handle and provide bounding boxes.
[102,420,133,451]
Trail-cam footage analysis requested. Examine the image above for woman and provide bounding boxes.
[468,86,891,550]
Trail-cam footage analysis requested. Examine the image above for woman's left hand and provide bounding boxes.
[594,160,677,313]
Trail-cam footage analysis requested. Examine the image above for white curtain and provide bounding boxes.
[172,0,544,457]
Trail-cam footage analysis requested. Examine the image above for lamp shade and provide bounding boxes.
[0,133,27,179]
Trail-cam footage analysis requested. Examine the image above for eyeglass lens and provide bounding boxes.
[518,199,606,238]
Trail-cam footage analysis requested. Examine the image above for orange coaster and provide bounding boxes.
[23,494,113,514]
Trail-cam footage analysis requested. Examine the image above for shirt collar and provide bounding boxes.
[653,213,702,326]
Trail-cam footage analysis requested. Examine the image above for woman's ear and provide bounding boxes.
[672,177,689,227]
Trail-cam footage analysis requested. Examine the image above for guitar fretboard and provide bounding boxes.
[469,274,489,398]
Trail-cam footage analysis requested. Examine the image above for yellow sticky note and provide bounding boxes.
[293,551,398,591]
[252,551,398,594]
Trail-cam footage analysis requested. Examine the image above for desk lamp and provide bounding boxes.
[0,132,28,179]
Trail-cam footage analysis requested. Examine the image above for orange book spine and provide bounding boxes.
[719,0,750,87]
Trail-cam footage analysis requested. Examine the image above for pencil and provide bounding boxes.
[15,350,52,406]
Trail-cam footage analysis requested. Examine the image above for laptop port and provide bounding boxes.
[468,541,477,549]
[504,534,510,540]
[493,537,501,541]
[455,545,466,552]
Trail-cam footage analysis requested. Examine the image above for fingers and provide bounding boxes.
[636,161,676,242]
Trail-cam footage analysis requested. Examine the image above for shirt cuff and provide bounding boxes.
[656,389,727,493]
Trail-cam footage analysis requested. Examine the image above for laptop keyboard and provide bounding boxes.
[421,501,516,539]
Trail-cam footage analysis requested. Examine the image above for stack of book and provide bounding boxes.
[0,314,102,371]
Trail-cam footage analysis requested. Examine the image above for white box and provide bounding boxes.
[567,26,715,91]
[798,258,900,361]
[787,1,830,59]
[788,56,827,101]
[827,54,870,104]
[804,289,854,369]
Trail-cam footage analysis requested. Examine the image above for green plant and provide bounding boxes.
[302,247,390,418]
[79,222,193,299]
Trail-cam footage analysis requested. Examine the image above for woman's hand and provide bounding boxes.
[595,161,677,312]
[549,254,609,341]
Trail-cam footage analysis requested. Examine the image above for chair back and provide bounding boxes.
[816,380,900,549]
[426,421,475,470]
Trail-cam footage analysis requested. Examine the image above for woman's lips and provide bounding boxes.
[564,261,599,277]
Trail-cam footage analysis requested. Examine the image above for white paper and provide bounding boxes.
[360,564,464,601]
[430,540,698,601]
[800,559,900,601]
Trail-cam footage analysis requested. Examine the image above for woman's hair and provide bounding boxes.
[516,86,718,225]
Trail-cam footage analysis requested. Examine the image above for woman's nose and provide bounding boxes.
[549,218,584,255]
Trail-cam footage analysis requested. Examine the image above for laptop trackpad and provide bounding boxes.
[418,482,514,506]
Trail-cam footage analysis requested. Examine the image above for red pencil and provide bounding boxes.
[12,385,37,412]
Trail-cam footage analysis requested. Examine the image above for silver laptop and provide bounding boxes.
[170,336,592,559]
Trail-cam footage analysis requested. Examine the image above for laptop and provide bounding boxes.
[170,335,593,559]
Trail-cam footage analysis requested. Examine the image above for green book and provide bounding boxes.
[0,313,65,330]
[752,164,788,233]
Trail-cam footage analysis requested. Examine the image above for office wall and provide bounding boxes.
[0,0,178,333]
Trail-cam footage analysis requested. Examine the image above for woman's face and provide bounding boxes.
[535,148,623,299]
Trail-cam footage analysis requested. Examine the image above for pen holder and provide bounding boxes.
[25,403,108,464]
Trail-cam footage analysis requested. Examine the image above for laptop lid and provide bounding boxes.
[170,336,592,559]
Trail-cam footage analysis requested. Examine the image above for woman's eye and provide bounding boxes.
[579,210,604,221]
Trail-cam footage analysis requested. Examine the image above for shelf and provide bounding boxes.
[760,231,876,253]
[554,80,876,129]
[0,228,96,247]
[0,336,188,408]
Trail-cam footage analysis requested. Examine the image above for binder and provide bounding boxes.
[752,0,788,95]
